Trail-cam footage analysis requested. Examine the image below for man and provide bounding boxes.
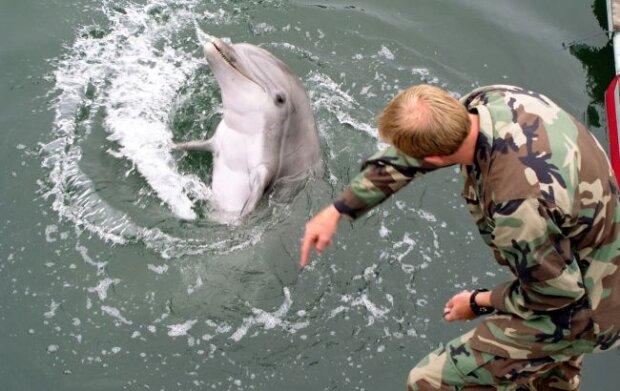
[299,84,620,390]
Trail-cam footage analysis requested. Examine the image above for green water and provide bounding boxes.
[1,0,619,389]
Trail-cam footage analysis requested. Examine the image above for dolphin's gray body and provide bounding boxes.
[176,35,321,219]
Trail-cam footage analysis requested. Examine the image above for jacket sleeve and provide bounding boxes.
[489,197,586,318]
[333,146,439,219]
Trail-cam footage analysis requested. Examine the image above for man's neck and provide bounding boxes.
[453,114,479,166]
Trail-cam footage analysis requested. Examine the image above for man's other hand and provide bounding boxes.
[444,290,477,322]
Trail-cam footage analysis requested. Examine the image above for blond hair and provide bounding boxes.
[378,84,471,159]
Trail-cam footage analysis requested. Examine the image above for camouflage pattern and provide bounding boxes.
[407,329,583,390]
[334,85,620,370]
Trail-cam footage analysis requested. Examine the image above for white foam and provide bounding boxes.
[147,264,169,274]
[43,1,216,254]
[349,294,390,320]
[102,4,211,220]
[45,225,58,243]
[44,300,60,319]
[411,67,440,84]
[76,244,106,272]
[416,209,438,223]
[229,288,308,341]
[47,345,59,353]
[379,224,391,238]
[329,305,348,318]
[103,33,210,219]
[306,71,377,140]
[88,278,121,301]
[393,233,416,262]
[187,276,203,295]
[167,319,198,337]
[101,305,133,325]
[251,22,276,35]
[377,45,395,60]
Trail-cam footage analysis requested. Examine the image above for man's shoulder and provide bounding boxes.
[467,85,578,159]
[462,85,560,112]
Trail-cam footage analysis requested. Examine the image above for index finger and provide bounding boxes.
[299,234,314,267]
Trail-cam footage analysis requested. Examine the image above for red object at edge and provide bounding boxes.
[606,75,620,181]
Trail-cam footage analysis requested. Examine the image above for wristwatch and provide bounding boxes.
[470,289,494,316]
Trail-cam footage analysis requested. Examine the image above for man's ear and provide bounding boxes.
[422,155,449,166]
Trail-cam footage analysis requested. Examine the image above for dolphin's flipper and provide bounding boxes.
[241,165,271,216]
[174,138,215,152]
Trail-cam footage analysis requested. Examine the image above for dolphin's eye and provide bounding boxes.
[274,94,286,106]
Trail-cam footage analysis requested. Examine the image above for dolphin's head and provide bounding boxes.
[202,36,312,135]
[198,33,320,187]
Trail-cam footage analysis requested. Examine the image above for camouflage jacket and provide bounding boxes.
[334,85,620,358]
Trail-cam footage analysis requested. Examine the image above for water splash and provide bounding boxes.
[41,0,382,259]
[42,1,232,256]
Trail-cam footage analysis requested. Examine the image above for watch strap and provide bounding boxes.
[470,288,493,316]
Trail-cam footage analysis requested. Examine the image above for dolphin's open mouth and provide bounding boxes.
[210,41,264,91]
[211,42,236,69]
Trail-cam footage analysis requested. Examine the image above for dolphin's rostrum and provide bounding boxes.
[176,33,321,221]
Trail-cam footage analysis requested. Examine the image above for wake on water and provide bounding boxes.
[41,0,382,258]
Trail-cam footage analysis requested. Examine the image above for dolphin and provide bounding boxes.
[175,34,321,219]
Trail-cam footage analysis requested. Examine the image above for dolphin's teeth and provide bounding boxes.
[212,42,235,69]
